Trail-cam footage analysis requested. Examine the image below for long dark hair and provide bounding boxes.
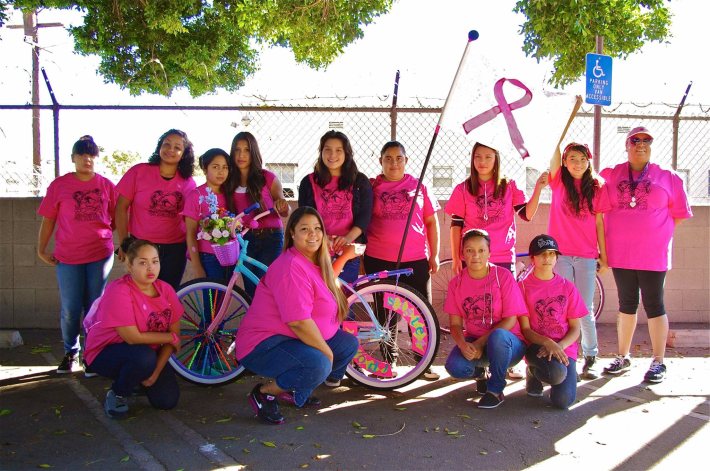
[227,131,267,210]
[147,129,195,179]
[199,148,236,214]
[561,143,601,214]
[313,130,358,190]
[71,135,99,157]
[466,142,508,198]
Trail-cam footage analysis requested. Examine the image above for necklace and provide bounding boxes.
[627,162,649,208]
[481,266,493,327]
[482,182,490,221]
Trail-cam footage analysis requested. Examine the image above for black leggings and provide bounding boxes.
[612,268,667,318]
[154,241,187,291]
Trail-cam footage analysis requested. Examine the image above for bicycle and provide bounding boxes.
[169,206,440,390]
[431,254,605,333]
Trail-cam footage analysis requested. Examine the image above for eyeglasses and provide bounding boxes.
[629,137,653,145]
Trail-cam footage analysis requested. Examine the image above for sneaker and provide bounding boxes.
[83,360,98,378]
[276,391,322,408]
[525,367,543,397]
[57,353,79,374]
[323,377,341,388]
[422,368,440,381]
[581,356,599,380]
[644,360,666,383]
[477,391,504,409]
[248,383,284,425]
[473,367,489,396]
[104,390,129,419]
[603,355,631,375]
[507,365,524,379]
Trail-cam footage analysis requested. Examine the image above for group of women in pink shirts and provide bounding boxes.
[37,125,692,422]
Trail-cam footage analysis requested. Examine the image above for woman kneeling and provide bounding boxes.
[235,206,359,424]
[84,239,182,419]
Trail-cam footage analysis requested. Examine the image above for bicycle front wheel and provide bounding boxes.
[169,278,251,386]
[344,280,440,390]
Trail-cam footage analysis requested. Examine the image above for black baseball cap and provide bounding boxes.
[528,234,562,256]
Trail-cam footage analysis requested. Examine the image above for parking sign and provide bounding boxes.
[585,53,613,106]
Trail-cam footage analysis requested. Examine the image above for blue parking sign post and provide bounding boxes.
[585,53,612,106]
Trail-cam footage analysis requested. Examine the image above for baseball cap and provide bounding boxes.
[626,126,653,140]
[528,234,562,257]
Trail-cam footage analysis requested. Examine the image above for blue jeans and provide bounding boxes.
[525,344,577,409]
[56,255,113,355]
[339,257,361,285]
[243,230,283,299]
[88,343,180,410]
[555,255,598,357]
[240,330,359,407]
[199,252,235,281]
[445,329,526,394]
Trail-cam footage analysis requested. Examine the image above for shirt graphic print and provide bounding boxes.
[73,189,104,221]
[148,190,185,218]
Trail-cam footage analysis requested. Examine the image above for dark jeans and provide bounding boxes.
[199,252,235,281]
[242,230,283,299]
[240,330,359,407]
[525,344,577,409]
[339,257,361,285]
[89,343,179,410]
[155,241,187,291]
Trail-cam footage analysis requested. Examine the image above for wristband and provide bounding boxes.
[170,332,180,346]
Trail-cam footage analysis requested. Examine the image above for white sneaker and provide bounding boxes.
[324,378,341,388]
[507,365,524,379]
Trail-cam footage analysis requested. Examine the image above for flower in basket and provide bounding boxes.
[197,188,242,246]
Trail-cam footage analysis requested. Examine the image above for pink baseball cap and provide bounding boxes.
[626,126,653,140]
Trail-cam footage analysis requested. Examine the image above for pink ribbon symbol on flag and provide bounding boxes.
[462,78,533,159]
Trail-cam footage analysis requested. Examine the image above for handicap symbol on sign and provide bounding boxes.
[593,59,605,79]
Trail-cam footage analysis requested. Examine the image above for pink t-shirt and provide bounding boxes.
[600,162,692,271]
[366,174,439,262]
[444,264,527,341]
[518,273,588,359]
[181,184,230,255]
[235,247,340,359]
[444,179,526,264]
[309,174,354,237]
[548,170,611,259]
[116,163,196,244]
[83,275,183,366]
[37,173,116,264]
[233,170,283,230]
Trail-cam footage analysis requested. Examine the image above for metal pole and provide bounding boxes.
[390,70,400,141]
[593,35,603,172]
[41,68,60,177]
[671,81,693,171]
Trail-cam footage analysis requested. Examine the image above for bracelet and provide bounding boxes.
[170,332,179,346]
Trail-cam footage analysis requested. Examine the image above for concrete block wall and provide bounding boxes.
[0,197,708,328]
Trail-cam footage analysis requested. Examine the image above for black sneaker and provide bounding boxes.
[82,360,98,378]
[57,353,79,374]
[248,384,284,425]
[644,361,666,383]
[104,390,129,419]
[581,356,599,379]
[477,391,504,409]
[525,367,543,397]
[276,391,322,408]
[473,367,488,396]
[603,356,631,375]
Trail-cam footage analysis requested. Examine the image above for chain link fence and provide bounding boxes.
[1,103,708,205]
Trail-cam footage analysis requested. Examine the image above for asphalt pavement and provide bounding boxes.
[1,325,708,470]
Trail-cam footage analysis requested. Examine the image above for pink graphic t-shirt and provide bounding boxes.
[444,179,526,264]
[548,170,611,259]
[366,174,439,262]
[181,184,230,255]
[444,264,527,341]
[309,174,354,237]
[233,170,284,230]
[600,162,692,271]
[518,273,588,359]
[116,163,196,244]
[83,275,183,366]
[37,173,116,264]
[235,247,339,359]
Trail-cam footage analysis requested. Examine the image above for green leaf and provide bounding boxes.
[242,448,250,454]
[0,409,12,416]
[215,417,232,423]
[221,436,238,440]
[120,456,130,462]
[295,426,304,430]
[38,465,52,469]
[362,434,376,439]
[261,441,276,448]
[394,407,406,411]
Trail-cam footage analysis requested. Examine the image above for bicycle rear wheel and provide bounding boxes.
[168,278,251,386]
[344,280,440,390]
[430,258,454,333]
[593,275,605,320]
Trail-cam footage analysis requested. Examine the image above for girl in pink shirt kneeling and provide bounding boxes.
[518,235,588,409]
[83,239,183,419]
[235,207,359,425]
